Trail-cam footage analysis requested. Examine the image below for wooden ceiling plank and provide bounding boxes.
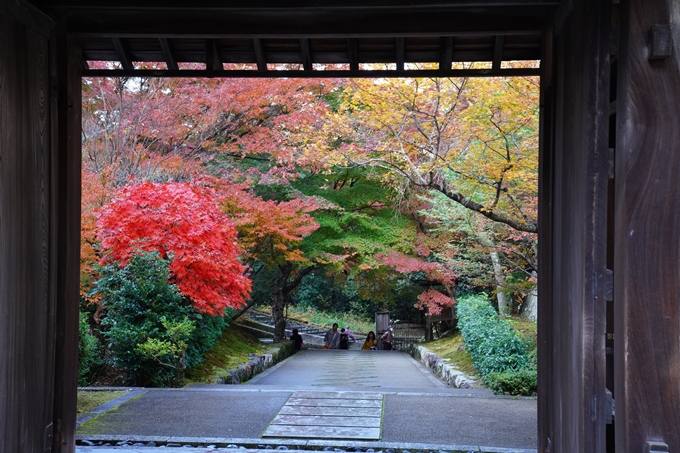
[439,36,453,70]
[348,38,359,70]
[159,38,179,71]
[253,38,268,71]
[300,38,313,71]
[206,38,224,70]
[111,37,133,70]
[493,35,505,70]
[82,67,540,78]
[396,37,404,70]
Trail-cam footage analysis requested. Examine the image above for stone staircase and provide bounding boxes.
[237,310,364,349]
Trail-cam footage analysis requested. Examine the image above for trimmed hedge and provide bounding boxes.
[456,294,536,396]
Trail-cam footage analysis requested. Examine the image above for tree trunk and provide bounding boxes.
[271,265,292,342]
[271,291,287,342]
[491,251,509,316]
[520,270,538,322]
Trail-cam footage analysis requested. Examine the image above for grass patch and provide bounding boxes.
[422,333,479,379]
[77,390,128,415]
[505,316,537,348]
[282,306,374,334]
[184,324,269,384]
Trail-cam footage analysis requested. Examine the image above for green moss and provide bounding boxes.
[77,391,148,435]
[77,390,128,415]
[505,316,538,347]
[184,324,269,384]
[423,333,478,378]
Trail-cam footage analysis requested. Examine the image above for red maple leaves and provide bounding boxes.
[97,181,251,315]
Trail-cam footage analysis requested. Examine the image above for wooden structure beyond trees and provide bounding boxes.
[1,1,679,452]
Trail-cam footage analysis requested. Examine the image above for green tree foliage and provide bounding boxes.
[92,251,228,387]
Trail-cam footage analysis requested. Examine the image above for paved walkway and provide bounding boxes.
[76,350,537,453]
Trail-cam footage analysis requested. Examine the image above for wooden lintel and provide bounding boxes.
[253,38,268,71]
[111,37,133,70]
[439,36,453,70]
[159,38,179,71]
[493,35,505,70]
[396,37,405,70]
[82,67,540,79]
[347,38,359,71]
[300,38,313,71]
[206,39,223,71]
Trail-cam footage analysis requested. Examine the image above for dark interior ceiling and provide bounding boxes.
[32,1,560,77]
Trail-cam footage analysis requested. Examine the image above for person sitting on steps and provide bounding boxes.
[362,331,378,350]
[381,327,394,351]
[339,328,349,349]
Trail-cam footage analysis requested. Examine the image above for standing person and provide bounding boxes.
[381,327,394,350]
[290,328,303,351]
[324,323,340,349]
[339,328,349,349]
[362,331,378,350]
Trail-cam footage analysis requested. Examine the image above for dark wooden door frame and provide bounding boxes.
[3,1,680,452]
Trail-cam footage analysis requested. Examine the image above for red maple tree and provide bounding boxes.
[96,181,251,315]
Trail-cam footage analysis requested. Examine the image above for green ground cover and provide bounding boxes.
[184,324,269,384]
[77,390,128,415]
[284,306,374,334]
[422,333,479,379]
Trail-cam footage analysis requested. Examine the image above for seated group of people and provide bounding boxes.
[320,323,394,350]
[288,323,395,351]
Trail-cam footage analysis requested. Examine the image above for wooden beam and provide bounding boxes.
[396,37,404,70]
[300,37,312,71]
[206,38,223,71]
[158,37,179,71]
[56,8,548,37]
[253,37,268,71]
[615,0,680,451]
[493,35,504,70]
[347,38,359,71]
[82,67,540,78]
[439,36,453,70]
[111,37,133,70]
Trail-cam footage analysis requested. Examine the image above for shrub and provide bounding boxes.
[78,311,103,386]
[485,369,537,396]
[93,251,228,387]
[456,294,536,395]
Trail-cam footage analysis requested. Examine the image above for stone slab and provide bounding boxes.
[286,398,382,408]
[262,425,381,440]
[278,405,382,417]
[271,415,381,427]
[292,391,383,400]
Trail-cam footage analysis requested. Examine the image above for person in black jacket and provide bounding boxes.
[290,328,304,351]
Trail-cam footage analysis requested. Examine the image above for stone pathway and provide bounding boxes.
[263,391,383,440]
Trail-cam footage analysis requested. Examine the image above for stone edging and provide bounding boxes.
[411,345,477,389]
[209,341,294,384]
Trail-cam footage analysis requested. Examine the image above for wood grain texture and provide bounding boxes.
[50,24,82,453]
[0,2,55,452]
[538,1,611,452]
[615,0,680,451]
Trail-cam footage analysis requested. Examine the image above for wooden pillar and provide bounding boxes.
[0,1,81,451]
[0,1,57,451]
[538,1,611,451]
[51,18,82,453]
[615,1,680,451]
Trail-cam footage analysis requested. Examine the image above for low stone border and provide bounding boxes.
[209,341,295,384]
[76,435,537,453]
[411,345,477,389]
